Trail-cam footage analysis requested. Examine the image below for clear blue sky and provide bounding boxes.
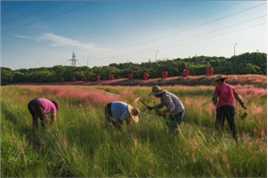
[1,0,267,69]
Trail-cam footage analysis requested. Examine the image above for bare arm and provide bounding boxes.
[152,103,164,110]
[146,103,164,110]
[50,112,57,125]
[212,87,219,106]
[233,90,247,109]
[212,93,218,106]
[126,117,132,126]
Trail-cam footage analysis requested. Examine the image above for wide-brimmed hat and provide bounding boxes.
[150,85,165,96]
[215,75,227,82]
[128,105,140,123]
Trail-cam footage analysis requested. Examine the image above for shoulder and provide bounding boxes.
[162,91,172,98]
[215,84,222,90]
[214,85,222,95]
[111,101,128,110]
[112,101,127,106]
[38,98,52,104]
[163,91,178,101]
[225,83,235,90]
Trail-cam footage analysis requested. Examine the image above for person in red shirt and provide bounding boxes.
[212,76,247,142]
[28,98,59,129]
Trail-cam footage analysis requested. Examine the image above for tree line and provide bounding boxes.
[1,52,266,84]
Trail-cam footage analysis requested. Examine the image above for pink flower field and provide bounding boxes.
[18,85,122,105]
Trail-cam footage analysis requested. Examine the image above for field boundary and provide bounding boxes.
[11,74,267,88]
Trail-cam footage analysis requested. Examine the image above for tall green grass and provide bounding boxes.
[1,86,266,177]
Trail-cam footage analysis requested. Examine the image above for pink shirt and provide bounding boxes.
[214,83,236,108]
[37,98,57,114]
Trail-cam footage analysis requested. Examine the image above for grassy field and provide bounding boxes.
[1,85,266,177]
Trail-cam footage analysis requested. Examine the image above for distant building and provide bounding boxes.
[206,65,214,76]
[144,72,150,80]
[182,67,190,78]
[128,72,133,80]
[162,70,168,79]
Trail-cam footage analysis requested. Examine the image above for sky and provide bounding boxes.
[1,0,267,69]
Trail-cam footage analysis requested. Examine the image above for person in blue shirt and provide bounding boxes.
[105,101,140,129]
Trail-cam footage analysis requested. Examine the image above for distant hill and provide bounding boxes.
[1,52,266,85]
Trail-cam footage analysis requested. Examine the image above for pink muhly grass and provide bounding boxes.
[19,85,121,105]
[235,87,266,96]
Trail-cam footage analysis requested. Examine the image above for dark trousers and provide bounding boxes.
[216,105,237,140]
[168,111,185,131]
[28,99,45,128]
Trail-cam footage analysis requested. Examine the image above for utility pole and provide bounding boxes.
[154,49,159,61]
[233,42,237,56]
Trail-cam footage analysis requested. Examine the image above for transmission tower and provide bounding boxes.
[69,52,78,66]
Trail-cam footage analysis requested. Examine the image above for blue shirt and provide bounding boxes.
[111,101,130,121]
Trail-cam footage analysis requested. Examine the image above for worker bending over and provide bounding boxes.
[147,85,185,132]
[28,98,59,130]
[105,101,140,129]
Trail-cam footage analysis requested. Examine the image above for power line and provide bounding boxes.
[187,14,266,43]
[198,15,266,36]
[127,3,266,49]
[199,22,266,56]
[170,10,266,46]
[197,3,266,27]
[131,13,266,58]
[147,15,266,59]
[180,21,266,56]
[206,21,266,41]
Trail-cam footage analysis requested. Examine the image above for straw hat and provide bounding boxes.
[215,75,227,82]
[150,85,165,96]
[128,105,140,123]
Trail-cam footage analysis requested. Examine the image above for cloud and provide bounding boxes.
[18,32,160,65]
[39,33,95,49]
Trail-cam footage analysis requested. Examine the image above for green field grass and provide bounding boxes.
[1,85,266,177]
